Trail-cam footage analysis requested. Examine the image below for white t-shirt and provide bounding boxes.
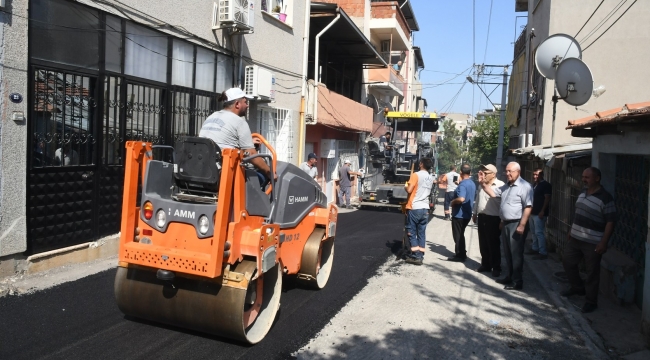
[55,148,79,165]
[300,162,318,179]
[199,110,255,149]
[445,171,460,193]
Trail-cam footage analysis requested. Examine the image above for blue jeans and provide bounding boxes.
[407,209,428,258]
[338,186,351,206]
[529,216,547,255]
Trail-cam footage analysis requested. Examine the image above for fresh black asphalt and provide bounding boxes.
[0,209,405,360]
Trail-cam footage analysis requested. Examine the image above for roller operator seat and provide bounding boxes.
[173,136,222,195]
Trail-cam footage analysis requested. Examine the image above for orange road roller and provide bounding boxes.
[114,134,337,344]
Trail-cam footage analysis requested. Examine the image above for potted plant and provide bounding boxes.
[273,5,287,22]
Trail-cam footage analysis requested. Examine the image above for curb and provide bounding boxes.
[525,254,611,359]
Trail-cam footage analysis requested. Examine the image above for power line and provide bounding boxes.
[574,0,605,37]
[583,0,637,51]
[579,0,627,44]
[482,0,494,64]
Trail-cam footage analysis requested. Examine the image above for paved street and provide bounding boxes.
[295,206,592,359]
[0,206,595,360]
[0,209,403,360]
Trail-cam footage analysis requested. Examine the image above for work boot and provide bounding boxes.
[405,257,423,265]
[560,287,586,297]
[581,302,598,313]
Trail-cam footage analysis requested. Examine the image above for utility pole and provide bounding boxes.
[496,67,508,170]
[466,64,510,172]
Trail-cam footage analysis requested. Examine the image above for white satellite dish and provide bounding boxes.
[555,58,593,106]
[534,33,582,80]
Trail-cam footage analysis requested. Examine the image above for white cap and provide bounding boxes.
[344,159,351,164]
[224,87,254,102]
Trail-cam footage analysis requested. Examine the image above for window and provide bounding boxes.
[125,23,168,83]
[196,47,216,92]
[259,107,294,163]
[172,40,195,88]
[261,0,293,25]
[30,0,100,70]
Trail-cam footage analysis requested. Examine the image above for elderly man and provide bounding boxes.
[473,164,505,277]
[561,167,616,313]
[300,153,318,180]
[479,162,533,290]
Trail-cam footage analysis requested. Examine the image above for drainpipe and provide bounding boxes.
[313,11,341,132]
[299,0,312,164]
[237,35,244,87]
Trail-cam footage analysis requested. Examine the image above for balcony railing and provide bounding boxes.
[367,67,405,96]
[514,25,527,59]
[370,1,410,41]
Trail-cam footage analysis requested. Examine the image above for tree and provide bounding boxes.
[467,114,502,168]
[436,119,464,173]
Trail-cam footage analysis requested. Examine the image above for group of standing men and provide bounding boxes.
[442,161,616,312]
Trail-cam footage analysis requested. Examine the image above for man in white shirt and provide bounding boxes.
[473,164,505,277]
[443,165,460,220]
[300,153,318,180]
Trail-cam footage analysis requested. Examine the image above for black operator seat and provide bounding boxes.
[173,136,222,196]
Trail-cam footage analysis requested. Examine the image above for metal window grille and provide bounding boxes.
[610,155,649,270]
[103,76,122,165]
[125,83,165,144]
[32,69,96,168]
[546,157,590,254]
[259,107,294,163]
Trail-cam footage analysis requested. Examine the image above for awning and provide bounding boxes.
[311,3,388,67]
[413,46,424,69]
[395,0,420,31]
[510,140,592,161]
[386,112,440,132]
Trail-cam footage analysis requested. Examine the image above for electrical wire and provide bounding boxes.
[482,0,494,64]
[574,0,605,37]
[583,0,637,51]
[579,0,627,44]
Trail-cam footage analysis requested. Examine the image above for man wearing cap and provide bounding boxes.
[199,88,273,183]
[338,159,361,209]
[300,153,318,180]
[479,162,533,291]
[473,164,505,277]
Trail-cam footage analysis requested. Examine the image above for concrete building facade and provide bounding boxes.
[0,0,307,266]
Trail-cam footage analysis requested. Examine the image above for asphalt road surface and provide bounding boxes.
[0,209,405,360]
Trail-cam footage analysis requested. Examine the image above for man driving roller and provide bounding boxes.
[199,87,274,184]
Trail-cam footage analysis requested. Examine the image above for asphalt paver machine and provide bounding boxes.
[114,134,337,344]
[360,111,440,214]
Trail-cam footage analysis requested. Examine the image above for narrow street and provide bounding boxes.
[0,206,595,360]
[295,205,592,359]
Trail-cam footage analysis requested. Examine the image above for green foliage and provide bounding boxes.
[436,119,464,173]
[467,114,502,168]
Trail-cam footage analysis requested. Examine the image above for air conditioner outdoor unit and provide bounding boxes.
[212,0,254,31]
[518,134,532,148]
[244,65,273,100]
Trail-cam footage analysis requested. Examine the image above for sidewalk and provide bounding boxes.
[294,206,647,359]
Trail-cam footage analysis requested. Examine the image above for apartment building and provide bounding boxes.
[0,0,307,260]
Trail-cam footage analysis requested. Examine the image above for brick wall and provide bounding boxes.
[370,1,410,39]
[317,0,366,17]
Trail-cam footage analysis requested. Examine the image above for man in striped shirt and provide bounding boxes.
[562,167,616,313]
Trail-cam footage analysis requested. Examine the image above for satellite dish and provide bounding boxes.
[555,58,593,106]
[535,33,582,80]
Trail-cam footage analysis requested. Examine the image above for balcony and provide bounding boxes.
[370,1,411,51]
[367,67,405,97]
[307,82,373,132]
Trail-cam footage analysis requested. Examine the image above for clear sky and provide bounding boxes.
[410,0,525,115]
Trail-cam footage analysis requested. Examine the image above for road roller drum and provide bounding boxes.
[115,135,337,344]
